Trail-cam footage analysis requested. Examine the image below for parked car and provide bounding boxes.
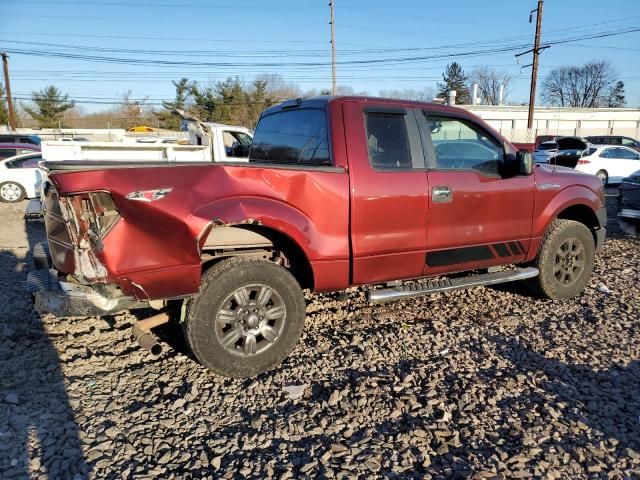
[575,145,640,185]
[0,143,41,161]
[0,134,41,146]
[547,137,590,169]
[586,135,640,152]
[535,135,556,149]
[618,168,640,222]
[127,125,157,133]
[30,96,606,378]
[0,152,43,202]
[533,141,558,163]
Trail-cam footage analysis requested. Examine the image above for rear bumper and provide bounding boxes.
[28,270,145,317]
[26,242,146,317]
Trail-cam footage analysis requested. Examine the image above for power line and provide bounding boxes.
[330,0,337,94]
[15,0,326,10]
[2,26,638,69]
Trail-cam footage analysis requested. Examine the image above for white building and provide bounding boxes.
[460,105,640,144]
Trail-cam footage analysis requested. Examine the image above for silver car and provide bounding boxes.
[533,141,558,164]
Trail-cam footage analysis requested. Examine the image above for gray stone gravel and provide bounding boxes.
[0,190,638,479]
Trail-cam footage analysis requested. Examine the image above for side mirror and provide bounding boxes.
[504,151,533,177]
[517,150,534,175]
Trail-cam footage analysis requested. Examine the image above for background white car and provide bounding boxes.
[0,152,43,203]
[575,145,640,185]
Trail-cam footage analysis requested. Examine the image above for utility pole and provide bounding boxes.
[515,1,546,130]
[1,53,18,131]
[527,0,544,129]
[330,0,336,95]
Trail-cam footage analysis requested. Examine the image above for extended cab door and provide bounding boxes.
[418,109,535,274]
[344,101,429,285]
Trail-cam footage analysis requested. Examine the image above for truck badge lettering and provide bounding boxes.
[126,188,173,202]
[538,183,561,190]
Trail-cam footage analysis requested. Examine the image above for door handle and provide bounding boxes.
[432,185,452,203]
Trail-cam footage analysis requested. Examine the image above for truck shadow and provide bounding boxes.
[490,335,640,452]
[191,337,637,477]
[0,219,89,478]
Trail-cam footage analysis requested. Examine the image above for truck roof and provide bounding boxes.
[261,95,478,118]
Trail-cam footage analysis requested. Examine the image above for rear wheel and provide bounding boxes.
[0,182,25,203]
[596,170,608,185]
[183,257,306,378]
[528,219,595,299]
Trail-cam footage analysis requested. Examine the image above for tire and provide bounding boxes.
[529,219,595,299]
[596,170,608,186]
[0,182,26,203]
[183,257,306,378]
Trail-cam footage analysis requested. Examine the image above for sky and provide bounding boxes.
[2,0,639,112]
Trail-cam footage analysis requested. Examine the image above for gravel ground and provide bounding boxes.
[0,190,638,479]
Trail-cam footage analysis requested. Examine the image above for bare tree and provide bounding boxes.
[334,85,369,96]
[541,61,625,108]
[469,67,513,105]
[255,73,302,99]
[118,90,149,129]
[378,87,437,102]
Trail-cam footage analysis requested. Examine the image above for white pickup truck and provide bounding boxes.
[42,112,253,163]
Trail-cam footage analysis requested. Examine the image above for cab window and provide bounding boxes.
[423,114,503,176]
[223,131,252,158]
[365,112,412,170]
[250,109,330,165]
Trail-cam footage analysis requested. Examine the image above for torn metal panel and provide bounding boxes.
[202,225,273,250]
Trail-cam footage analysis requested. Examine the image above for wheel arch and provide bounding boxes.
[529,186,603,261]
[200,224,315,290]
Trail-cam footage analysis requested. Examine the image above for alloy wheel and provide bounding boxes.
[214,283,287,356]
[553,237,586,286]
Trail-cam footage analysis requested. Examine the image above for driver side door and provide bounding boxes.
[419,110,536,275]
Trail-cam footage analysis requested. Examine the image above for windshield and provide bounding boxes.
[537,143,558,151]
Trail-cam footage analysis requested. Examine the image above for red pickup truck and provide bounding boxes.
[30,96,606,378]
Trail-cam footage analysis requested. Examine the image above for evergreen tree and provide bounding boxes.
[606,80,625,108]
[155,78,191,130]
[437,62,470,104]
[23,86,75,128]
[215,77,246,125]
[190,82,221,123]
[246,79,274,129]
[0,83,9,126]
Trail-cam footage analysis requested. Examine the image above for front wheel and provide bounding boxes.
[528,219,595,299]
[0,182,26,203]
[183,257,306,378]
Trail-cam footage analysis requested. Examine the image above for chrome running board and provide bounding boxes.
[367,267,539,304]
